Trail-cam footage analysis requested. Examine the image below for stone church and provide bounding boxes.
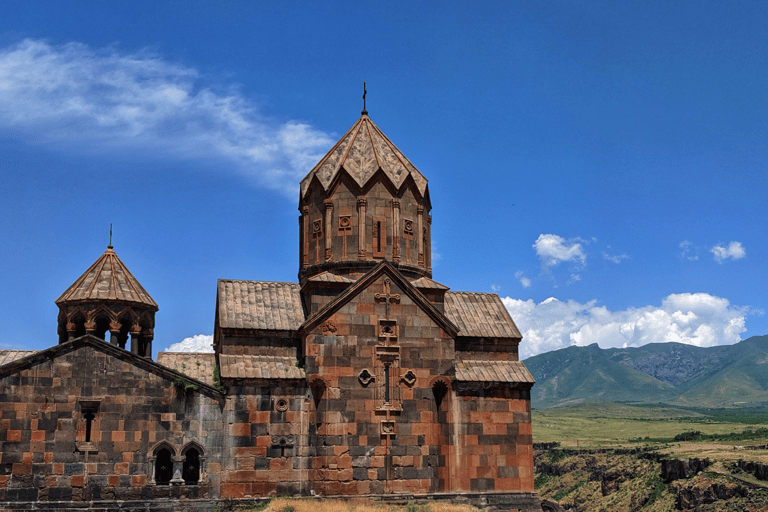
[0,110,539,511]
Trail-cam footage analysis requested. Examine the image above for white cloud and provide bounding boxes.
[533,234,586,271]
[0,39,334,195]
[602,251,629,264]
[503,293,749,359]
[679,240,698,261]
[711,241,746,263]
[164,334,214,353]
[515,271,531,289]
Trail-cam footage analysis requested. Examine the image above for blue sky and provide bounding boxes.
[1,1,766,358]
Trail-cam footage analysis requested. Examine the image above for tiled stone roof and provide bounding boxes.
[217,279,523,339]
[410,277,449,290]
[219,354,305,380]
[55,246,158,309]
[0,350,37,367]
[217,280,304,331]
[300,114,428,199]
[307,272,357,284]
[157,352,215,386]
[454,360,535,384]
[444,292,522,339]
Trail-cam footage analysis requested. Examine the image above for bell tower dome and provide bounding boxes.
[298,113,432,283]
[55,245,158,358]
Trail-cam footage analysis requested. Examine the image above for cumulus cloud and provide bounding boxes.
[533,234,586,271]
[164,334,214,353]
[0,39,334,195]
[515,271,532,289]
[503,293,748,359]
[711,241,746,263]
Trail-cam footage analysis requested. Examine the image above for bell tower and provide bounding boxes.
[298,112,432,284]
[55,245,158,359]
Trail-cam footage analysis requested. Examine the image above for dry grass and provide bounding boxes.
[253,498,481,512]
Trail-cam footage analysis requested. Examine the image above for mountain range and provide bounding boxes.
[522,335,768,408]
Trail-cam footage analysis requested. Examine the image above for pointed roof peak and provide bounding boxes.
[55,246,157,309]
[300,114,428,199]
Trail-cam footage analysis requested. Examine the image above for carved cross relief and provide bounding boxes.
[375,278,400,318]
[374,277,401,413]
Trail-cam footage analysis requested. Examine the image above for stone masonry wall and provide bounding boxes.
[449,384,534,494]
[0,345,224,504]
[219,383,310,498]
[302,276,456,495]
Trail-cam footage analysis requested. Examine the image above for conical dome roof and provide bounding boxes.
[55,246,158,310]
[300,114,428,199]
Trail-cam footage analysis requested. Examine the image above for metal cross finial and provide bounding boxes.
[362,82,368,115]
[109,223,113,249]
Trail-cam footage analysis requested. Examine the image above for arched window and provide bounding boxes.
[154,447,173,484]
[432,379,449,412]
[182,447,200,484]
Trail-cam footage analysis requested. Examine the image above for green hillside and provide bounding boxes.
[524,335,768,408]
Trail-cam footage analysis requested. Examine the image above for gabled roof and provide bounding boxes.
[0,350,36,366]
[217,280,305,331]
[215,276,523,340]
[454,360,535,384]
[300,114,428,199]
[307,271,357,284]
[410,276,450,291]
[219,354,305,380]
[0,335,223,399]
[445,292,522,339]
[301,260,459,338]
[157,352,215,386]
[55,246,157,310]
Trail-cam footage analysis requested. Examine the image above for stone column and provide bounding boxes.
[392,200,400,262]
[417,206,424,267]
[67,322,77,342]
[171,456,184,485]
[109,322,121,346]
[427,215,433,273]
[357,198,367,260]
[130,324,141,355]
[324,199,334,262]
[144,333,153,359]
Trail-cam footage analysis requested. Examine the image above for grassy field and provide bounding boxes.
[532,402,768,456]
[227,498,482,512]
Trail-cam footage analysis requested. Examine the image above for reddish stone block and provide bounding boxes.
[231,422,251,436]
[71,475,85,487]
[132,475,147,486]
[108,475,120,486]
[114,462,129,475]
[0,475,8,488]
[221,483,246,499]
[251,481,276,496]
[111,431,125,442]
[5,430,20,442]
[12,463,31,475]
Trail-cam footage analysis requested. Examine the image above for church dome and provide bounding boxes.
[298,114,433,282]
[299,114,428,200]
[55,245,157,358]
